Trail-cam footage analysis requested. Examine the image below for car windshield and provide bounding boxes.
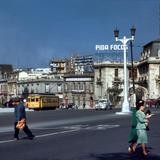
[99,100,107,103]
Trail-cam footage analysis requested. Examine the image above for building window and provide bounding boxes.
[148,49,150,57]
[45,83,49,93]
[73,83,75,90]
[83,82,86,91]
[89,83,94,93]
[158,49,160,57]
[78,96,80,106]
[79,82,83,90]
[72,96,75,103]
[64,83,68,92]
[57,84,62,92]
[115,68,118,77]
[75,83,78,90]
[67,83,70,91]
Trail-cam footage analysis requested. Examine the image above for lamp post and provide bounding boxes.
[130,26,136,107]
[114,27,136,114]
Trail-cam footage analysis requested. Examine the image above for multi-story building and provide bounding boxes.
[63,55,94,108]
[64,73,94,108]
[73,55,94,74]
[0,64,13,103]
[17,78,64,100]
[94,61,138,107]
[137,39,160,100]
[49,58,67,75]
[0,64,13,79]
[7,68,64,102]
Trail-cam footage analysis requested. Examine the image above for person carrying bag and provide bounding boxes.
[13,97,35,140]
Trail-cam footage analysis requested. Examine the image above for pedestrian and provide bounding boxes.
[128,100,140,153]
[83,103,86,109]
[136,100,151,156]
[13,97,35,140]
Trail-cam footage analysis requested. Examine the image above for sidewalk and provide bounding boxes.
[0,107,33,113]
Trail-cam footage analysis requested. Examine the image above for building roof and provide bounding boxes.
[0,64,13,73]
[143,39,160,48]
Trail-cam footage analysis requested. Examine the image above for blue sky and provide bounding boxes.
[0,0,159,68]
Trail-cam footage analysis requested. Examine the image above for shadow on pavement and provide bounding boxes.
[88,152,160,160]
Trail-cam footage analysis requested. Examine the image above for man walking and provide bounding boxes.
[13,97,34,140]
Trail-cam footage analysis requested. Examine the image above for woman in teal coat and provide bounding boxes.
[128,101,141,153]
[136,100,148,156]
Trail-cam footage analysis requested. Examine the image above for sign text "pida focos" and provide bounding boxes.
[95,44,128,51]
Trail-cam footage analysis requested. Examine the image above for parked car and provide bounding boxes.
[145,99,157,107]
[145,98,160,108]
[95,99,112,110]
[155,97,160,108]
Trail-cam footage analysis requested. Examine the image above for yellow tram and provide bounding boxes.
[27,94,59,110]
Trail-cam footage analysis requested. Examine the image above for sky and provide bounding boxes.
[0,0,159,68]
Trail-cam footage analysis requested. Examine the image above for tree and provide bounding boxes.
[107,87,123,107]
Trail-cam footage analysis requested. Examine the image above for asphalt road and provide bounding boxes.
[0,108,160,160]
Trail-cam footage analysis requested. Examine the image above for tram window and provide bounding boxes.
[36,98,39,102]
[31,98,35,102]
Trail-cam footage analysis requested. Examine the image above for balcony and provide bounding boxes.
[113,77,122,83]
[71,90,85,94]
[96,77,103,86]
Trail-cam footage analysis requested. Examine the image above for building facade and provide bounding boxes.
[0,64,13,103]
[94,61,138,107]
[63,55,94,108]
[17,78,64,100]
[137,39,160,100]
[0,68,64,104]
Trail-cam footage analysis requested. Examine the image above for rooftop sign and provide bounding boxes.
[95,44,128,51]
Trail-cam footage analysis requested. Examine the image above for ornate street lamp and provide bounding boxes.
[114,26,135,114]
[130,26,136,38]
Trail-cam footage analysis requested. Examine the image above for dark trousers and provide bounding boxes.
[14,122,33,138]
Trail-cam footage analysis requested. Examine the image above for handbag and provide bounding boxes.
[16,119,26,129]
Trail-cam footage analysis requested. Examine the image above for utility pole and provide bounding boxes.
[130,40,136,107]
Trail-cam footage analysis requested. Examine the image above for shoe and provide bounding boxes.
[14,137,19,140]
[143,152,148,157]
[28,135,35,140]
[128,146,132,153]
[128,145,134,153]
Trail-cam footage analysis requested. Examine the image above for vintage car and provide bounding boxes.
[95,99,112,110]
[145,98,160,108]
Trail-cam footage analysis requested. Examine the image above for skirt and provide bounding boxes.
[137,129,148,144]
[128,127,137,143]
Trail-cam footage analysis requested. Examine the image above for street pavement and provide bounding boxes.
[0,107,33,113]
[0,108,160,160]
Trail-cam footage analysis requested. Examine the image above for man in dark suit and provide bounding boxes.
[13,97,34,140]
